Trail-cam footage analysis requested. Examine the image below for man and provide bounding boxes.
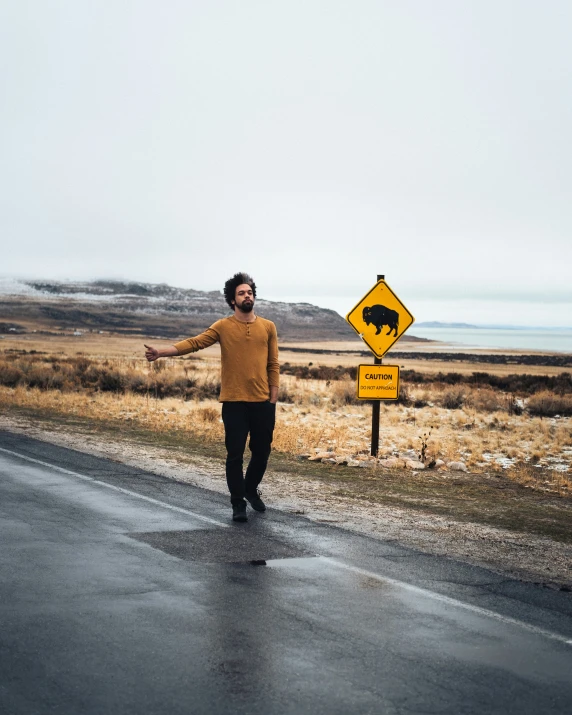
[144,272,279,523]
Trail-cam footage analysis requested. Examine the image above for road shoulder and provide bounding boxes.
[1,412,571,590]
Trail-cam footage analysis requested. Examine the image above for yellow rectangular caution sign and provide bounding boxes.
[357,364,400,400]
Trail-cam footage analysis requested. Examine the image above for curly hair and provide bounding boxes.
[223,272,257,309]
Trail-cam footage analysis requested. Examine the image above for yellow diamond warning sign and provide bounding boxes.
[357,365,400,400]
[346,280,414,358]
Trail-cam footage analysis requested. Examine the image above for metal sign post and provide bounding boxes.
[371,274,383,456]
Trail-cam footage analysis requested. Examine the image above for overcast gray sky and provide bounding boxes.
[1,1,571,325]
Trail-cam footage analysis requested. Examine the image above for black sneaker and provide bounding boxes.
[232,501,248,522]
[245,490,266,512]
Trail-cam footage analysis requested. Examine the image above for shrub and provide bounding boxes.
[330,380,359,407]
[468,388,503,412]
[307,393,322,407]
[527,391,572,417]
[125,373,149,395]
[401,369,572,396]
[0,362,24,387]
[395,385,412,406]
[194,380,221,401]
[440,386,466,409]
[97,368,126,393]
[277,386,295,403]
[170,376,198,399]
[280,363,356,381]
[506,393,523,416]
[26,365,60,390]
[400,369,428,383]
[80,365,104,388]
[196,406,219,423]
[71,356,92,373]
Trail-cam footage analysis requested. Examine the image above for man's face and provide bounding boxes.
[234,283,254,313]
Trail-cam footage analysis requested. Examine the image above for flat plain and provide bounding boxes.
[1,327,571,587]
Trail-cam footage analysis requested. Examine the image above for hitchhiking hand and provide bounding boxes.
[144,344,159,362]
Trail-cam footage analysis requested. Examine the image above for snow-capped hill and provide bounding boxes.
[0,278,354,341]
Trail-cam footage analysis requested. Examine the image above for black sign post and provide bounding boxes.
[370,273,384,457]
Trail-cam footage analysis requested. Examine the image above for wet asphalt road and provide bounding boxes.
[1,430,571,715]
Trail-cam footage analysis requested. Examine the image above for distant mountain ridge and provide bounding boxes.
[415,321,479,329]
[0,278,361,341]
[415,320,572,331]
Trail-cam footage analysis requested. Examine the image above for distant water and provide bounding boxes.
[409,327,572,353]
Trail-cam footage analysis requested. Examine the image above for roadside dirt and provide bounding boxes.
[1,412,571,590]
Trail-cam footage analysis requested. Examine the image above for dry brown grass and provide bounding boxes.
[1,335,571,497]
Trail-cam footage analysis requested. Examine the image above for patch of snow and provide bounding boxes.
[0,278,47,296]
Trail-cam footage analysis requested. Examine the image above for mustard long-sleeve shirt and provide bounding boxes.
[174,315,280,402]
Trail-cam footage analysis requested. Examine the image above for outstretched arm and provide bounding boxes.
[144,344,178,362]
[173,326,220,355]
[145,323,222,362]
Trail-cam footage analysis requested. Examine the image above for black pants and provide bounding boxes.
[221,401,276,504]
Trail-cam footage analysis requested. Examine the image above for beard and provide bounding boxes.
[236,300,254,313]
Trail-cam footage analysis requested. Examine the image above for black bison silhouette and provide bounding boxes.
[362,304,399,337]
